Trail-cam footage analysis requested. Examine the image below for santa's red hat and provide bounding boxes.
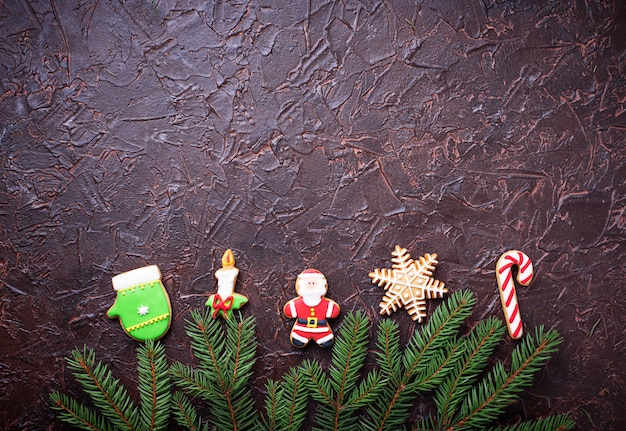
[298,269,325,279]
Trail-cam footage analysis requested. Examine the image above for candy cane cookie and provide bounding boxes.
[495,250,533,339]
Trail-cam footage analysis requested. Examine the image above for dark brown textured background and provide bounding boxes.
[1,0,624,429]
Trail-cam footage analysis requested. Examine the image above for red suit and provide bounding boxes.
[283,296,340,347]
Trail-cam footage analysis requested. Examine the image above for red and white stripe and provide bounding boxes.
[496,250,533,340]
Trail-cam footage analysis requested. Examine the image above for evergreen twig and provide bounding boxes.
[67,346,139,431]
[484,414,575,431]
[434,317,506,428]
[302,310,384,431]
[137,340,171,431]
[451,325,563,429]
[50,341,171,431]
[261,368,308,431]
[49,392,113,431]
[364,290,475,431]
[51,290,574,431]
[170,309,258,431]
[171,391,209,431]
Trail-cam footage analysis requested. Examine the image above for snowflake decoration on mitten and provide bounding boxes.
[369,245,447,322]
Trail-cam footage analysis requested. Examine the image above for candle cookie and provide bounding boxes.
[206,249,248,319]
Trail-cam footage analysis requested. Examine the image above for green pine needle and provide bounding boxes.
[452,326,563,429]
[365,290,476,431]
[411,338,463,392]
[403,290,476,381]
[51,290,574,431]
[262,367,308,431]
[49,392,113,431]
[169,363,216,402]
[302,359,335,406]
[329,310,371,400]
[302,310,384,431]
[225,314,257,391]
[374,318,403,383]
[137,340,171,431]
[172,391,209,431]
[171,312,258,431]
[343,369,384,412]
[66,346,140,431]
[51,342,171,431]
[434,317,506,427]
[262,379,281,431]
[280,368,309,431]
[184,309,228,387]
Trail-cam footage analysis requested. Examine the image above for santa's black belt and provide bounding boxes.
[297,317,327,327]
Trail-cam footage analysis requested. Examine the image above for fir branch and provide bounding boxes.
[485,414,575,431]
[262,379,280,431]
[222,315,258,431]
[374,319,403,384]
[282,370,309,431]
[411,339,463,392]
[224,314,257,392]
[403,290,475,382]
[302,311,384,431]
[434,317,506,428]
[343,369,384,411]
[329,311,371,401]
[301,359,336,406]
[184,309,227,387]
[365,290,475,431]
[172,313,259,431]
[50,288,573,431]
[171,392,209,431]
[49,392,113,431]
[452,326,563,429]
[362,379,414,431]
[66,346,140,431]
[137,340,171,431]
[261,368,308,431]
[170,363,216,402]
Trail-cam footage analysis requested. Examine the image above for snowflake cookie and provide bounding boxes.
[369,245,447,322]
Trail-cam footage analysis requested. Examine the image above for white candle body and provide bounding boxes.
[215,267,239,297]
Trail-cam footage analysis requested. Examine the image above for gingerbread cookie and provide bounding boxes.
[283,269,340,348]
[107,265,172,341]
[206,249,248,318]
[369,245,447,322]
[495,250,533,339]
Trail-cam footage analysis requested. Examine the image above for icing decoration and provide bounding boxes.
[107,265,172,341]
[369,245,447,322]
[206,249,248,318]
[283,269,340,348]
[495,250,533,339]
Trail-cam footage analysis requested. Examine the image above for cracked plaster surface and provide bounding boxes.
[0,1,624,429]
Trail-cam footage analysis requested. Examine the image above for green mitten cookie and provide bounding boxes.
[107,265,172,341]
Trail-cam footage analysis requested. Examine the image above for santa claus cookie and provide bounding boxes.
[283,269,340,348]
[107,265,172,341]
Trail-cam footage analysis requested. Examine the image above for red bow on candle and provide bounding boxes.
[212,294,234,318]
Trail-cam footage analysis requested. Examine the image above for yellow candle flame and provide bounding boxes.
[222,249,235,268]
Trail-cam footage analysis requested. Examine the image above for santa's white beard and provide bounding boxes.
[299,288,326,306]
